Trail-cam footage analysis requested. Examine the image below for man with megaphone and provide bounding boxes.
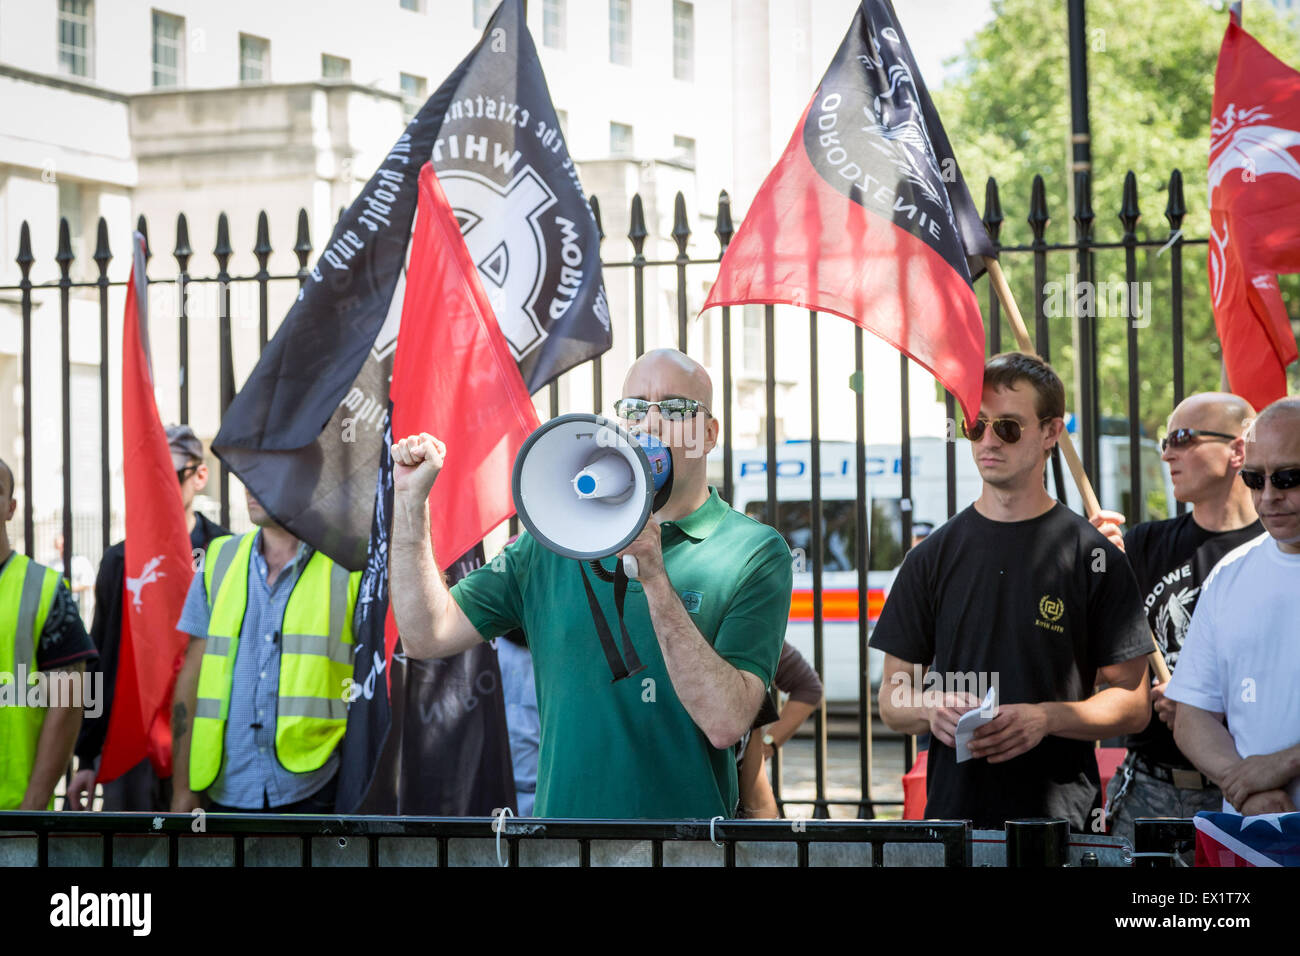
[389,349,793,819]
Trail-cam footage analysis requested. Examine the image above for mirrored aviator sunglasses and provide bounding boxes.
[1239,467,1300,491]
[613,398,710,422]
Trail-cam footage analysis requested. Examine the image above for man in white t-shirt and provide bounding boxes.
[1166,396,1300,815]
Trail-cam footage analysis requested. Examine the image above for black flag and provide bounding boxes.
[213,0,610,571]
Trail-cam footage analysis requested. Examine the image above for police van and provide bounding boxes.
[714,431,1171,710]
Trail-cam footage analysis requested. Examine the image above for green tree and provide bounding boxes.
[935,0,1300,442]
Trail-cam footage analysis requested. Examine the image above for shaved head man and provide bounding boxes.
[1098,391,1263,844]
[387,349,793,818]
[616,348,719,518]
[1168,396,1300,815]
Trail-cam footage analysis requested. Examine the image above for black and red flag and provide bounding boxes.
[1208,12,1300,412]
[702,0,993,422]
[212,0,604,812]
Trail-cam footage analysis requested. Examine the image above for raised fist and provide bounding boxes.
[391,433,446,501]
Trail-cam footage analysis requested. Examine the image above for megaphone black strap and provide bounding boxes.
[580,561,630,682]
[613,562,646,678]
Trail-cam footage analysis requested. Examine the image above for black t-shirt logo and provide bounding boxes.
[1038,594,1065,623]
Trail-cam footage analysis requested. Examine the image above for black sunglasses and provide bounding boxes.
[614,397,712,421]
[1239,467,1300,491]
[176,463,200,484]
[961,416,1053,444]
[1160,428,1237,453]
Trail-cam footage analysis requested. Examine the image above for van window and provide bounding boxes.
[743,499,905,573]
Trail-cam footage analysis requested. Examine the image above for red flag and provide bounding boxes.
[702,0,994,423]
[335,163,539,812]
[99,234,193,782]
[1208,17,1300,411]
[395,162,540,566]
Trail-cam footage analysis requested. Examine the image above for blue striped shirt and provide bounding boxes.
[177,532,339,808]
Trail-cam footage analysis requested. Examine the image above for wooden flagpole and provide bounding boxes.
[982,256,1172,683]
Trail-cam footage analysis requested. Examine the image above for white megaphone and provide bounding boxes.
[512,413,674,579]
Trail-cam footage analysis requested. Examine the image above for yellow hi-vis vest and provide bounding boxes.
[189,533,359,793]
[0,554,61,810]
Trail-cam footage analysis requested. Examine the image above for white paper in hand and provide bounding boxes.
[954,685,999,763]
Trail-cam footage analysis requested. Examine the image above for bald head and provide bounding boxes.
[1254,395,1300,432]
[1245,396,1300,552]
[622,348,713,410]
[1168,392,1255,435]
[0,458,12,498]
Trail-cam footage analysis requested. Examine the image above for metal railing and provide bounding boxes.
[0,811,971,867]
[1,167,1215,817]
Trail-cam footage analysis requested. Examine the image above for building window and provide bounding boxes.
[473,0,494,28]
[609,0,631,65]
[673,1,693,81]
[58,0,94,79]
[239,33,269,83]
[322,53,351,79]
[543,0,565,49]
[151,10,185,88]
[610,121,634,157]
[400,72,427,122]
[673,135,696,167]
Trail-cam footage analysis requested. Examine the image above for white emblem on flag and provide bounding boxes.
[126,555,167,610]
[439,166,556,361]
[1209,103,1300,193]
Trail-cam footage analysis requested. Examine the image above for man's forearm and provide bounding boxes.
[878,675,932,735]
[1041,684,1149,741]
[21,694,83,811]
[642,575,759,749]
[389,494,451,659]
[769,699,817,747]
[1174,705,1245,787]
[171,639,203,797]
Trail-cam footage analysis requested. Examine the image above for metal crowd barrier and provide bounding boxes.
[3,812,1194,867]
[1,812,974,867]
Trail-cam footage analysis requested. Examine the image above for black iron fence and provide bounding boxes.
[1,166,1213,818]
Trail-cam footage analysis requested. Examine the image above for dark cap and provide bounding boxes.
[165,424,204,465]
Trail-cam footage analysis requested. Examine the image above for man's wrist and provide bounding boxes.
[639,568,674,597]
[1038,701,1061,736]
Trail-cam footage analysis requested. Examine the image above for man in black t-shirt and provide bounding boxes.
[68,426,229,812]
[1089,393,1262,842]
[872,353,1152,832]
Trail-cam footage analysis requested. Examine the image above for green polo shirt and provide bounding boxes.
[451,486,792,819]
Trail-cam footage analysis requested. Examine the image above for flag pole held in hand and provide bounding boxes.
[982,255,1171,684]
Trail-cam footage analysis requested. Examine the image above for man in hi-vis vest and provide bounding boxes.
[170,487,360,813]
[0,458,98,810]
